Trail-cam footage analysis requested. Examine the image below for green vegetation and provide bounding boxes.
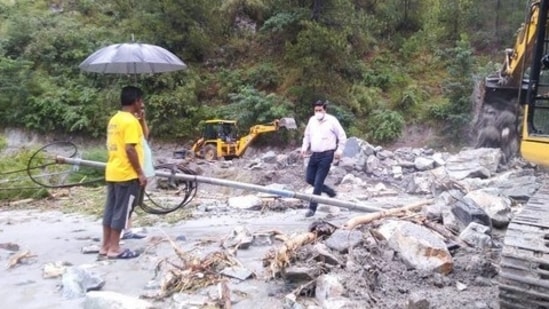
[67,147,107,187]
[0,148,49,201]
[0,0,526,146]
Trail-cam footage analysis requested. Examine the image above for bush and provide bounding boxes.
[0,149,49,201]
[0,135,6,152]
[367,109,404,143]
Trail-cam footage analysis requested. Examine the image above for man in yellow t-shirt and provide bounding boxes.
[100,86,147,260]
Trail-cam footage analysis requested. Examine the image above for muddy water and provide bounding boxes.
[0,208,332,308]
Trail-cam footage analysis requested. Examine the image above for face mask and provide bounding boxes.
[315,112,325,120]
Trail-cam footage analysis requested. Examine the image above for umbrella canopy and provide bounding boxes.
[79,43,187,74]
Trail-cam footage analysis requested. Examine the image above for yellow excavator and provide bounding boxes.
[475,1,549,307]
[181,118,297,160]
[476,0,549,165]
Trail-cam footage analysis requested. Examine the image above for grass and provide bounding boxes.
[53,186,196,226]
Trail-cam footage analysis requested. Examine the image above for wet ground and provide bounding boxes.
[0,198,501,309]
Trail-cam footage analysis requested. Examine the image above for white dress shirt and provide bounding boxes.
[301,113,347,154]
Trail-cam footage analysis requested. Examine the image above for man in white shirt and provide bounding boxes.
[300,100,347,217]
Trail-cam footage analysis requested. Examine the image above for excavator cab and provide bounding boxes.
[519,0,549,166]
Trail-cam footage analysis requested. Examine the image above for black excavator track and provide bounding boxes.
[499,182,549,309]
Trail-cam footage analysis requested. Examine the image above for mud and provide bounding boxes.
[0,201,502,309]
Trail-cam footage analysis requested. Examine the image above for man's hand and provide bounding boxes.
[300,150,309,158]
[135,108,145,120]
[138,173,148,187]
[334,151,342,161]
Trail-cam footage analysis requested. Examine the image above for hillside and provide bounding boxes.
[0,0,527,147]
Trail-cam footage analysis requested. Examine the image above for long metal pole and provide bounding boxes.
[56,156,383,213]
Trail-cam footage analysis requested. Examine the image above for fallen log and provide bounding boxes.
[342,199,434,230]
[7,250,35,269]
[264,232,317,278]
[263,221,337,278]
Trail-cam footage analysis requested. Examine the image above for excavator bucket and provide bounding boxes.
[278,117,297,129]
[473,81,521,160]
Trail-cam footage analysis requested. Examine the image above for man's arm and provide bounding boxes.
[333,118,347,159]
[139,118,150,140]
[301,119,312,157]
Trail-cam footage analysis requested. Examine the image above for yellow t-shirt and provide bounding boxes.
[105,111,144,182]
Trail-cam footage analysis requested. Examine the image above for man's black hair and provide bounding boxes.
[312,100,327,109]
[120,86,143,106]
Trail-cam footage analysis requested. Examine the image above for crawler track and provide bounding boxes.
[499,182,549,308]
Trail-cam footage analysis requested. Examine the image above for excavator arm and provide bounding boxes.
[487,1,541,90]
[235,121,281,157]
[235,118,297,157]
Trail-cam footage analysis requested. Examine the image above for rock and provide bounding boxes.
[315,274,344,303]
[414,157,435,171]
[0,242,20,251]
[261,150,277,163]
[459,222,492,248]
[313,243,341,265]
[220,266,254,280]
[279,198,304,209]
[407,292,430,309]
[338,157,357,172]
[392,165,403,179]
[252,232,274,246]
[422,203,443,222]
[404,172,435,195]
[445,148,502,180]
[171,292,210,308]
[340,174,364,186]
[284,266,321,282]
[464,190,512,228]
[343,137,375,158]
[81,244,100,254]
[321,297,355,309]
[456,281,467,291]
[377,149,394,159]
[365,155,384,176]
[83,291,153,309]
[62,266,105,299]
[432,152,447,166]
[222,226,254,249]
[378,220,453,274]
[234,297,285,309]
[451,199,492,231]
[42,261,72,279]
[441,207,461,233]
[492,172,541,200]
[474,276,493,286]
[227,195,263,210]
[325,230,363,253]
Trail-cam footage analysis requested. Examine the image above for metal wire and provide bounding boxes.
[139,163,198,215]
[26,141,104,188]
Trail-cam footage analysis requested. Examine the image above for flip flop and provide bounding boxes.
[107,248,140,260]
[121,231,146,240]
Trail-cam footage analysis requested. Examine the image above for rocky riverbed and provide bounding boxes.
[1,135,546,309]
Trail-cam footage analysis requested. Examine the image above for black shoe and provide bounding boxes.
[327,190,337,198]
[305,209,315,217]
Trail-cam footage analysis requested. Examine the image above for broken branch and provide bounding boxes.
[343,199,434,230]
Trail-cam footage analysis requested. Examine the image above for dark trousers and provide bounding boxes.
[305,150,336,211]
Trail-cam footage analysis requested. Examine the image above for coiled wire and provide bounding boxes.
[1,141,197,215]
